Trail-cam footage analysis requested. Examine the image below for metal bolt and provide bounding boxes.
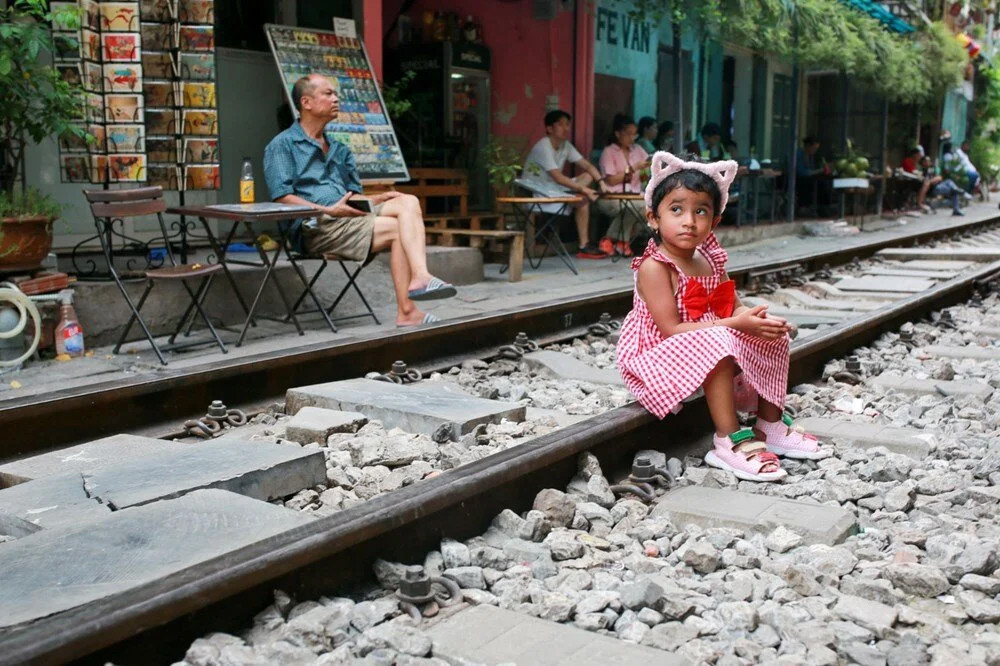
[397,565,433,601]
[845,355,862,373]
[515,332,531,348]
[391,360,408,376]
[632,455,654,479]
[899,328,914,345]
[207,400,228,419]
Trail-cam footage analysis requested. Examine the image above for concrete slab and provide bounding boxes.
[284,407,368,445]
[426,605,681,665]
[863,267,959,279]
[769,289,881,311]
[877,247,1000,261]
[922,345,1000,362]
[832,276,936,293]
[893,260,975,270]
[522,351,624,386]
[650,486,856,545]
[794,417,933,459]
[285,378,525,441]
[0,439,325,531]
[971,327,1000,338]
[0,434,185,488]
[0,489,311,628]
[802,282,902,302]
[869,373,994,400]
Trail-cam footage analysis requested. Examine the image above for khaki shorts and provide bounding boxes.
[302,202,384,261]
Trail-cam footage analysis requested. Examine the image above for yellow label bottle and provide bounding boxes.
[239,157,254,203]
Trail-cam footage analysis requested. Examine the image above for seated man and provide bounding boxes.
[264,74,454,327]
[521,109,609,259]
[916,155,967,216]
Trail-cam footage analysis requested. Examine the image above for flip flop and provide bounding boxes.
[408,276,457,301]
[396,312,441,328]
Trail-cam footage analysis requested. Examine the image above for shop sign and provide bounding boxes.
[595,5,651,54]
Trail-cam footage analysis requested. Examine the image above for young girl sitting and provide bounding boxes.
[616,152,829,482]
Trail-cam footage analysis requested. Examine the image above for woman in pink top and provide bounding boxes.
[597,114,651,257]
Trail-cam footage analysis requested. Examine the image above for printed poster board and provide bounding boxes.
[264,21,409,183]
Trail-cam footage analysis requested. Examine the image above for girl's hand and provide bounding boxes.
[728,305,789,340]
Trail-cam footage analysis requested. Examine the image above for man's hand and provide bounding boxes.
[579,186,600,202]
[323,191,366,218]
[595,179,610,194]
[370,190,404,204]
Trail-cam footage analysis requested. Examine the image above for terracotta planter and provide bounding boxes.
[0,215,55,273]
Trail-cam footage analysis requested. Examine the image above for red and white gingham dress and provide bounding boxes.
[616,235,789,418]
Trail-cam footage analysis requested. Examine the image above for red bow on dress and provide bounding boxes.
[683,279,736,319]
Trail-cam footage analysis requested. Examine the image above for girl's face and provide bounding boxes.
[644,125,658,140]
[616,124,637,149]
[647,186,719,251]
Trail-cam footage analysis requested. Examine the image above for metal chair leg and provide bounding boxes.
[113,279,166,365]
[286,254,336,333]
[182,277,227,354]
[327,261,380,325]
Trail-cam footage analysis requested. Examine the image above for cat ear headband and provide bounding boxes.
[643,151,739,216]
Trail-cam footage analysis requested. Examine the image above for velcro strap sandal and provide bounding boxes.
[704,427,787,482]
[755,414,831,460]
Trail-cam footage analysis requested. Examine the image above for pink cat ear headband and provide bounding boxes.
[643,151,740,216]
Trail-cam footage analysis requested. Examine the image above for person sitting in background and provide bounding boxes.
[958,140,980,194]
[657,121,675,151]
[723,139,739,161]
[596,114,650,257]
[684,140,702,158]
[900,147,921,174]
[699,122,725,161]
[795,136,828,213]
[636,117,658,154]
[941,141,979,194]
[916,155,968,216]
[521,109,610,258]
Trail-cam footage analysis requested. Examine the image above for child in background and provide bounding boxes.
[616,152,830,482]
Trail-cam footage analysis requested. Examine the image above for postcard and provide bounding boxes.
[81,0,101,30]
[182,82,215,108]
[179,53,214,80]
[142,51,175,79]
[83,62,103,92]
[140,0,176,22]
[85,92,104,123]
[53,32,80,60]
[146,137,178,162]
[184,164,220,190]
[141,21,175,50]
[61,155,91,183]
[56,63,82,87]
[145,108,179,134]
[87,124,107,152]
[102,33,141,61]
[182,109,217,135]
[105,124,145,153]
[178,0,213,24]
[148,164,179,189]
[105,93,144,123]
[103,63,142,92]
[100,2,140,31]
[59,126,89,153]
[143,80,177,107]
[91,155,109,182]
[179,25,214,51]
[183,138,217,163]
[80,29,101,60]
[109,154,147,182]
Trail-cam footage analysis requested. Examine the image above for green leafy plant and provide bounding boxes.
[483,138,524,194]
[381,70,415,119]
[0,186,63,219]
[0,0,88,201]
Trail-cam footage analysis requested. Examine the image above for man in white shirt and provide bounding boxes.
[521,110,609,258]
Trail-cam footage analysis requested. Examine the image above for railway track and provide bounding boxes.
[3,219,1000,664]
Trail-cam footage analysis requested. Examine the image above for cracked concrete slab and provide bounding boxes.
[0,439,324,533]
[0,489,312,628]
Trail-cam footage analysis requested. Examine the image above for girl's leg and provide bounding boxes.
[704,356,740,436]
[756,398,782,424]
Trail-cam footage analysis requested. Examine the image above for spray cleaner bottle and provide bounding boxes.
[55,290,84,357]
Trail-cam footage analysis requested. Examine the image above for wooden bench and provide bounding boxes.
[424,228,524,282]
[395,167,503,230]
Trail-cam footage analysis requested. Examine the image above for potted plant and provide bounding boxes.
[483,137,524,198]
[0,0,86,271]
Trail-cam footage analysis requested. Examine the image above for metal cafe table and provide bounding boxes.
[599,192,646,262]
[495,195,582,275]
[166,202,334,346]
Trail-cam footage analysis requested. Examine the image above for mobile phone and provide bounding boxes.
[345,196,373,214]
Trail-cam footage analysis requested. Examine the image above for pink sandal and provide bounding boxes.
[704,428,787,482]
[755,415,830,460]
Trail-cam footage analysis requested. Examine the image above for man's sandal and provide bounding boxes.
[704,427,787,482]
[754,414,831,460]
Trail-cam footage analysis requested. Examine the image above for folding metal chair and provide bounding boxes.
[83,186,227,365]
[285,249,381,328]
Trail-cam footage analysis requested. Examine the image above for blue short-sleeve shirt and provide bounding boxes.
[263,122,363,246]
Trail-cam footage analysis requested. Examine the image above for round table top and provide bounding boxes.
[495,196,580,204]
[599,192,645,200]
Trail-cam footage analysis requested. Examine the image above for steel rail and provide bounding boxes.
[2,215,997,459]
[4,256,998,665]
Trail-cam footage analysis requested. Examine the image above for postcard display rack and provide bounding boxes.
[265,21,409,182]
[52,0,220,191]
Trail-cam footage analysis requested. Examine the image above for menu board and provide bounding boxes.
[265,22,409,182]
[51,0,220,189]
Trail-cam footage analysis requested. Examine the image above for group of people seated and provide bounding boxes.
[900,140,980,216]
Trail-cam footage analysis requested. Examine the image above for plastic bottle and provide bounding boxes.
[748,146,760,172]
[55,291,84,357]
[462,15,478,42]
[240,157,254,203]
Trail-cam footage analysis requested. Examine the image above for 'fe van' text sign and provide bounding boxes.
[595,7,652,54]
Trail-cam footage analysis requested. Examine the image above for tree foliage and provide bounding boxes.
[629,0,968,104]
[0,0,87,199]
